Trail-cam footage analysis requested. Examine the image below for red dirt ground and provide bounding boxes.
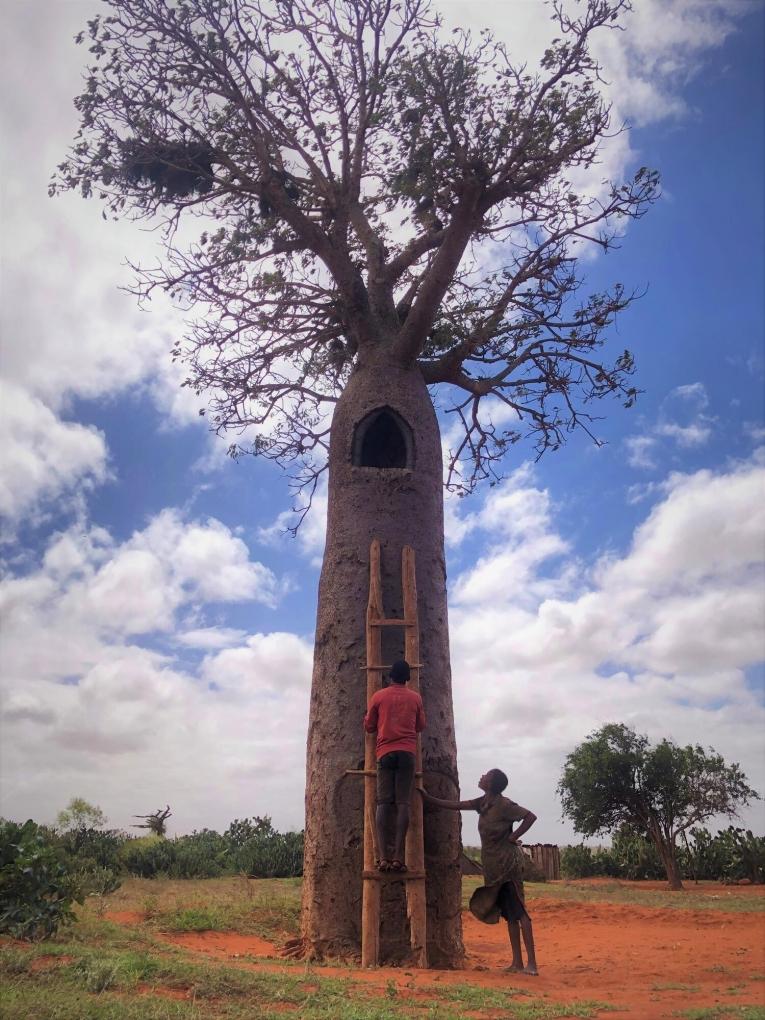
[107,887,765,1019]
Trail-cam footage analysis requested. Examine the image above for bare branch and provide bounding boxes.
[55,0,658,495]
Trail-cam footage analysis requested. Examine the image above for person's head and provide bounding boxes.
[478,768,508,795]
[389,659,411,685]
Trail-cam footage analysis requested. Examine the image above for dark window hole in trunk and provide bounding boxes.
[352,408,413,469]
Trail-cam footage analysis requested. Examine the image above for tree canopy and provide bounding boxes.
[56,797,108,831]
[54,0,659,500]
[558,723,759,888]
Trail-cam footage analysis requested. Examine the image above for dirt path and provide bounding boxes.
[108,897,765,1018]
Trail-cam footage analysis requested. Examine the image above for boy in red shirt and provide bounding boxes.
[363,659,426,872]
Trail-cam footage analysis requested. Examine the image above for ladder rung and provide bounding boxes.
[363,870,426,881]
[345,770,423,777]
[361,663,423,670]
[369,618,414,627]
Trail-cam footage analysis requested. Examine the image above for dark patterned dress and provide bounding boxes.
[468,794,530,924]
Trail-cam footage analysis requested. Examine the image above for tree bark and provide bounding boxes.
[300,350,464,966]
[654,835,684,891]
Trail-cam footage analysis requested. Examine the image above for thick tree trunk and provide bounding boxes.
[300,352,464,966]
[654,836,684,891]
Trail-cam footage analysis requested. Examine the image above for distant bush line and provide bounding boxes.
[561,824,764,884]
[0,815,303,940]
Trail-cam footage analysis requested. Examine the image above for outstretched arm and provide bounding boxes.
[420,789,477,811]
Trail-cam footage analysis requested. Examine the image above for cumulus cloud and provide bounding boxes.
[0,508,309,832]
[0,381,109,525]
[0,511,282,687]
[448,453,765,843]
[0,1,229,533]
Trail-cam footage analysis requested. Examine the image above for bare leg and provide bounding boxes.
[506,920,524,971]
[519,914,538,974]
[375,803,393,865]
[392,803,410,864]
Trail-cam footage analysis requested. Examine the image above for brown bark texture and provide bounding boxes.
[301,356,464,966]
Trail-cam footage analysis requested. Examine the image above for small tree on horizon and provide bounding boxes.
[56,0,659,962]
[56,797,108,832]
[558,723,760,890]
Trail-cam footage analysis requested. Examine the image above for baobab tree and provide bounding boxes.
[132,805,172,837]
[55,0,658,964]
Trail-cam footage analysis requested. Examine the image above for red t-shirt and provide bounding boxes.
[364,684,426,758]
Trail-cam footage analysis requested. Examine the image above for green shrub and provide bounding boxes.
[119,835,175,878]
[0,819,82,940]
[235,830,304,878]
[225,816,276,847]
[561,844,598,878]
[75,864,122,897]
[682,826,764,883]
[55,825,124,871]
[170,830,230,878]
[607,825,664,880]
[715,827,765,883]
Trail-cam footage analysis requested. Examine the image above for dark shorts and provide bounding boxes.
[497,881,527,923]
[376,750,415,805]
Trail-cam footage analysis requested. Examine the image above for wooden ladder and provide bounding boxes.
[359,538,427,968]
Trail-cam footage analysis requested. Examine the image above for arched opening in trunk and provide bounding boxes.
[352,407,413,469]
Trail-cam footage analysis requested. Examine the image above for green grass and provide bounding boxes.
[426,983,616,1018]
[3,875,760,1020]
[0,941,441,1019]
[675,1008,765,1020]
[101,875,302,941]
[652,983,702,992]
[459,879,765,914]
[0,924,618,1020]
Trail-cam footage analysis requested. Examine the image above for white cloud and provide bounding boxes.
[2,457,763,843]
[625,382,716,470]
[258,478,328,567]
[448,467,572,608]
[625,434,658,470]
[0,2,227,533]
[134,509,283,607]
[655,420,713,446]
[177,627,248,650]
[0,509,310,833]
[201,632,313,695]
[448,453,765,843]
[0,381,109,524]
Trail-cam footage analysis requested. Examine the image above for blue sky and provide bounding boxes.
[1,0,763,845]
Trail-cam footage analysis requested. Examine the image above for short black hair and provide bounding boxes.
[389,660,410,684]
[488,769,508,794]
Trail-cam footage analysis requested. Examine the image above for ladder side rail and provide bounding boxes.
[361,539,383,967]
[402,545,427,967]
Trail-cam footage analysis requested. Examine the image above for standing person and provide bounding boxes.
[421,768,539,974]
[363,659,426,872]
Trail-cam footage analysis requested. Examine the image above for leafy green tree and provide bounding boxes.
[224,816,276,847]
[0,820,83,940]
[57,0,659,962]
[558,724,759,890]
[56,797,107,832]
